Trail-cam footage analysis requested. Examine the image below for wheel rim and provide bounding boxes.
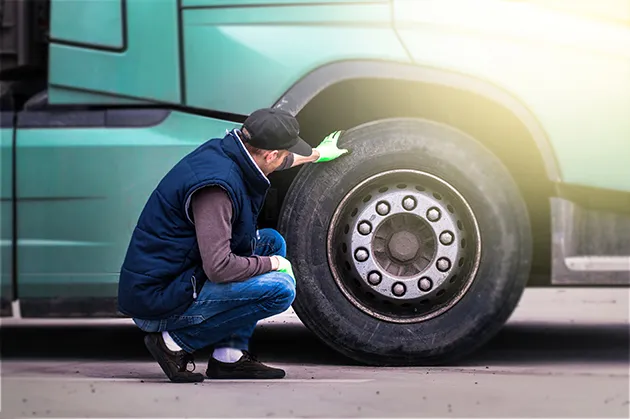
[326,169,482,323]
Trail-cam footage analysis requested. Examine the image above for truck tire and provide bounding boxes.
[278,117,532,366]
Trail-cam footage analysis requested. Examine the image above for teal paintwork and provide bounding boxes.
[1,127,13,302]
[50,0,124,50]
[183,3,407,113]
[47,86,151,106]
[48,0,181,103]
[182,0,389,6]
[15,112,237,298]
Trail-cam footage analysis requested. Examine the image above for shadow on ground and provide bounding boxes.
[1,321,628,367]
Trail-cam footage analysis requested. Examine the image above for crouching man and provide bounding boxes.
[117,108,347,382]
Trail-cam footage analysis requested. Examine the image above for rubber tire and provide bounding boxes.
[278,118,532,366]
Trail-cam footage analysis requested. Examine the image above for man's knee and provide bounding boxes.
[258,228,287,257]
[264,273,295,313]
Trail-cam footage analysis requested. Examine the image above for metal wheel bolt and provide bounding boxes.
[358,221,372,235]
[376,201,390,216]
[402,196,417,211]
[392,282,406,297]
[427,207,441,222]
[355,248,369,262]
[439,231,454,245]
[367,271,382,285]
[418,277,433,292]
[437,257,451,272]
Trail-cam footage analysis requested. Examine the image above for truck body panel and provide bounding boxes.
[49,0,125,51]
[12,110,237,300]
[48,0,181,103]
[182,2,405,113]
[393,0,630,193]
[1,120,14,314]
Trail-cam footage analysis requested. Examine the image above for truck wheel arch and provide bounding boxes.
[272,59,561,183]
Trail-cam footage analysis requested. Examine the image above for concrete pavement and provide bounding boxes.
[0,287,628,418]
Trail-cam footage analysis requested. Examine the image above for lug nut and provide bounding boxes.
[437,257,451,272]
[427,207,441,222]
[402,196,417,211]
[358,221,372,235]
[439,231,454,245]
[367,271,382,285]
[418,277,433,292]
[355,248,369,262]
[376,201,390,216]
[392,282,406,297]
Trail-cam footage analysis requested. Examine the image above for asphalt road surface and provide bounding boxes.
[0,287,628,418]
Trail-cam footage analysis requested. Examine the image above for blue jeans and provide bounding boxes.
[132,228,295,353]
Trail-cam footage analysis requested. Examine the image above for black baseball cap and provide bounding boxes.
[242,108,312,156]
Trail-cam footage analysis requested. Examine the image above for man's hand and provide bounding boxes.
[313,131,349,163]
[272,255,295,280]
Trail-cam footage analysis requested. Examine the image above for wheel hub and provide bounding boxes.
[372,213,435,277]
[327,169,481,324]
[388,231,419,263]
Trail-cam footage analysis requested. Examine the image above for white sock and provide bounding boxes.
[162,331,182,352]
[213,347,243,363]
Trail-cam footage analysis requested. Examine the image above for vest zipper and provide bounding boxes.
[191,275,197,300]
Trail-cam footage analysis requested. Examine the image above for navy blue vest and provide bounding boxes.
[117,130,270,320]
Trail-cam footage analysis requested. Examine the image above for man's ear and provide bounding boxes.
[265,150,280,162]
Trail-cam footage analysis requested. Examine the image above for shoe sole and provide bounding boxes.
[205,368,286,380]
[144,335,205,383]
[206,374,286,380]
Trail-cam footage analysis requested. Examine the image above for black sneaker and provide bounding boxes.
[206,351,286,379]
[143,333,205,383]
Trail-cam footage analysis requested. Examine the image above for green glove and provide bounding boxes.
[314,130,349,163]
[275,256,295,281]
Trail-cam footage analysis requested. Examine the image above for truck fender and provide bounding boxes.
[272,60,561,182]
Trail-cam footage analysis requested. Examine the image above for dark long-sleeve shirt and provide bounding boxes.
[190,152,295,283]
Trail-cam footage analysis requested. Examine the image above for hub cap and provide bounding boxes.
[327,169,481,323]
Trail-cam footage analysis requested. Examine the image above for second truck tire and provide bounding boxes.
[278,118,533,366]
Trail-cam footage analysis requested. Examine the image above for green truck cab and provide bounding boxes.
[1,0,629,365]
